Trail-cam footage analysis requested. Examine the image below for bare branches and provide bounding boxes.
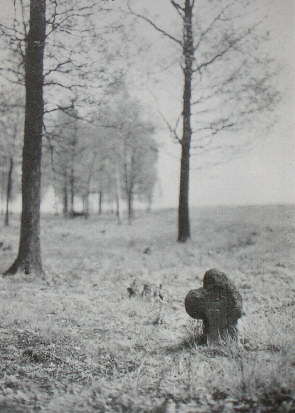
[196,118,235,137]
[0,0,125,131]
[43,81,77,90]
[194,2,234,52]
[170,0,185,18]
[194,10,267,76]
[194,39,236,74]
[43,59,72,78]
[45,104,119,130]
[127,0,182,46]
[157,109,182,144]
[45,0,107,38]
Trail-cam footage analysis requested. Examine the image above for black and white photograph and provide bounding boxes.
[0,0,294,411]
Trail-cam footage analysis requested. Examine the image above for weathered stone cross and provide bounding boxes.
[185,269,243,343]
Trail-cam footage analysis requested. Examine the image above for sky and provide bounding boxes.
[128,0,295,208]
[0,0,294,210]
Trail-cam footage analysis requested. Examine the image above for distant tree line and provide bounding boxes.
[43,93,158,222]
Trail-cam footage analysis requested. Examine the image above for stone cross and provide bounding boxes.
[185,269,243,343]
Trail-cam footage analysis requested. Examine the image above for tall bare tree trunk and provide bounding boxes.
[178,0,193,242]
[115,162,121,224]
[4,157,13,226]
[115,194,121,224]
[98,191,103,215]
[127,189,133,224]
[83,193,89,215]
[63,179,68,217]
[70,166,74,214]
[1,170,5,215]
[4,0,46,275]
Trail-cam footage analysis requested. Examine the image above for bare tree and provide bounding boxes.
[1,0,122,274]
[4,0,46,275]
[43,107,81,216]
[86,93,158,223]
[0,89,23,226]
[127,0,278,242]
[112,97,157,223]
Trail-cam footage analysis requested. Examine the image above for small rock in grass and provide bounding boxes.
[127,280,163,301]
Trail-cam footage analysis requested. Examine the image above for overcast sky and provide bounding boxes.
[1,0,294,210]
[130,0,295,208]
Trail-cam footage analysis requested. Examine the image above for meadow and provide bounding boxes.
[0,205,294,412]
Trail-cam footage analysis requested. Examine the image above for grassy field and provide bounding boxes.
[0,205,294,412]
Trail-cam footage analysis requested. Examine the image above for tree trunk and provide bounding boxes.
[4,0,46,275]
[63,178,68,217]
[4,156,14,226]
[83,193,89,215]
[115,162,121,224]
[178,0,194,242]
[146,194,152,212]
[115,194,121,225]
[127,190,133,224]
[1,170,5,215]
[70,166,74,214]
[98,191,103,215]
[62,170,69,218]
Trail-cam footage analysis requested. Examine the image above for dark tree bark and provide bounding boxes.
[4,0,46,275]
[127,189,133,224]
[178,0,193,242]
[4,157,14,227]
[1,170,5,215]
[125,153,135,224]
[63,178,68,217]
[115,162,121,224]
[98,191,103,215]
[70,166,74,214]
[115,193,121,225]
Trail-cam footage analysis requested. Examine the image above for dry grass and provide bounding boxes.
[0,205,294,412]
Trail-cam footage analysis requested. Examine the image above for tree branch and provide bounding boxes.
[127,0,182,46]
[157,109,182,144]
[170,0,185,18]
[43,59,72,78]
[194,40,236,73]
